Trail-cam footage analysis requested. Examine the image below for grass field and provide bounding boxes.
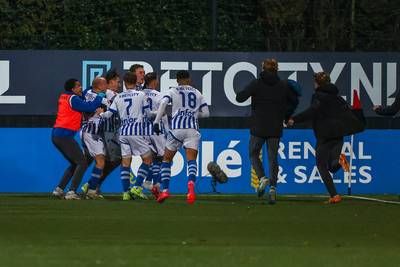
[0,194,399,267]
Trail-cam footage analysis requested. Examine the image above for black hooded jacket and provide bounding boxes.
[292,83,364,139]
[236,71,298,138]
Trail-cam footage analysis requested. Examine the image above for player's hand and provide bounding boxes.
[373,105,381,111]
[153,123,161,135]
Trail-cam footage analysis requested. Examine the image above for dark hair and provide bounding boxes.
[176,70,190,80]
[129,64,144,72]
[314,72,331,86]
[105,69,119,82]
[64,78,78,91]
[123,71,137,85]
[144,72,157,87]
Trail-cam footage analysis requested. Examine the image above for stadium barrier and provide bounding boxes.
[0,128,397,194]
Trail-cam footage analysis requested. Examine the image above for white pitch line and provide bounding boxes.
[345,195,400,205]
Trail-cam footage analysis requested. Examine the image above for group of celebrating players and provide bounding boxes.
[51,64,209,204]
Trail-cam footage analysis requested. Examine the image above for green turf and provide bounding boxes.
[0,194,399,267]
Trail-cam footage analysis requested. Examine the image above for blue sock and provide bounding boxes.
[144,163,154,182]
[160,162,172,190]
[134,163,150,187]
[152,161,161,184]
[88,167,102,190]
[187,160,197,183]
[120,166,130,192]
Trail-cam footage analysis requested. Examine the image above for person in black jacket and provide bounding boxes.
[288,72,363,204]
[236,59,299,204]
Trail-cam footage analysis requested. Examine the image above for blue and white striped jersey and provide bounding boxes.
[82,89,110,135]
[163,85,207,130]
[135,83,144,91]
[109,89,148,136]
[100,89,120,133]
[143,88,167,135]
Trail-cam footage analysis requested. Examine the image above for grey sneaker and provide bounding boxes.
[64,190,81,200]
[142,180,153,191]
[52,187,64,198]
[268,186,276,204]
[86,189,104,200]
[257,177,270,197]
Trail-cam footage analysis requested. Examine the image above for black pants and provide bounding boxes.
[316,137,343,197]
[249,135,280,187]
[52,136,87,192]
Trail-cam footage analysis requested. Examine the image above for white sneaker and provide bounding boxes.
[86,189,104,200]
[64,190,81,200]
[257,177,270,197]
[52,187,64,198]
[142,180,153,190]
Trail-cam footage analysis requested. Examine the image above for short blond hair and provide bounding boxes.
[262,58,278,72]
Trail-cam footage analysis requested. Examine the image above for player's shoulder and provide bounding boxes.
[106,89,117,99]
[143,88,159,96]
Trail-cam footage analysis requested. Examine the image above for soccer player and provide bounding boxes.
[80,77,109,199]
[52,79,106,200]
[142,72,169,197]
[129,64,145,90]
[81,69,122,194]
[100,71,153,200]
[153,70,209,204]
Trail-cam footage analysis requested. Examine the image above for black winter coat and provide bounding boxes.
[236,71,298,138]
[292,83,364,139]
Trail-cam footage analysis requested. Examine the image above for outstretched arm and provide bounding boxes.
[291,94,321,124]
[70,95,105,113]
[375,91,400,116]
[236,80,257,103]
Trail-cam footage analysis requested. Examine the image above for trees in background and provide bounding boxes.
[0,0,398,51]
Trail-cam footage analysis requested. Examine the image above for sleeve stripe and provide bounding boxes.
[199,103,208,110]
[163,95,172,102]
[69,95,76,108]
[109,108,118,114]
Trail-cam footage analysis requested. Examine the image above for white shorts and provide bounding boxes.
[149,134,166,157]
[81,132,105,157]
[104,131,121,162]
[119,135,152,158]
[166,129,201,151]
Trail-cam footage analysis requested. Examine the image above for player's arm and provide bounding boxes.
[154,95,171,124]
[99,99,118,118]
[374,91,400,116]
[235,79,257,103]
[197,96,210,118]
[153,96,170,134]
[198,105,210,118]
[142,94,152,117]
[291,94,321,124]
[70,94,106,113]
